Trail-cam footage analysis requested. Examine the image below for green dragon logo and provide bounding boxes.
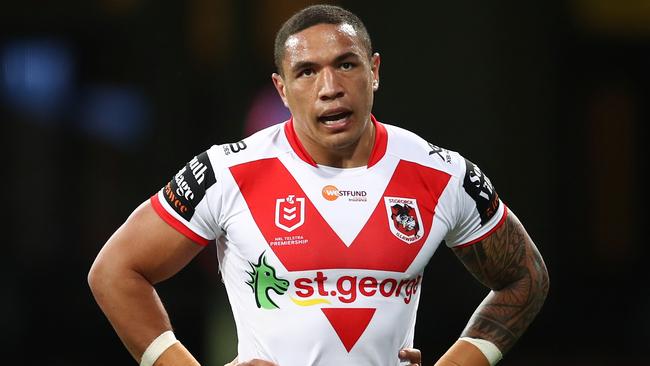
[246,252,289,309]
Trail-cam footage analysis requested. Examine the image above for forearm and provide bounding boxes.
[461,271,547,354]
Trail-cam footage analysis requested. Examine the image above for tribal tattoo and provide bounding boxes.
[452,211,549,354]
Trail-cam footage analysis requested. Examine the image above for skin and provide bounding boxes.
[399,348,422,366]
[272,23,380,168]
[88,201,203,361]
[452,210,550,355]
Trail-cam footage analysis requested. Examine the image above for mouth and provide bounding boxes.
[317,109,353,126]
[274,280,289,294]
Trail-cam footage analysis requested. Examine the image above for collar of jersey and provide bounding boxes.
[283,114,388,168]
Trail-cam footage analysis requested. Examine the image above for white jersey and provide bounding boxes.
[152,116,507,366]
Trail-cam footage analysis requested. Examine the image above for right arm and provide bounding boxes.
[88,200,204,365]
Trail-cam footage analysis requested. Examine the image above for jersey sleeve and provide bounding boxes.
[150,148,222,246]
[444,156,508,247]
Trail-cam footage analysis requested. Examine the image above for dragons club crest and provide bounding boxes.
[384,197,425,243]
[246,252,289,309]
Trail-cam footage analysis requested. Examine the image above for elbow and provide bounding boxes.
[530,253,550,306]
[88,249,123,303]
[539,261,550,300]
[87,245,150,304]
[88,254,108,300]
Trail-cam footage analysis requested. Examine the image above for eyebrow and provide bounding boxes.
[290,51,361,73]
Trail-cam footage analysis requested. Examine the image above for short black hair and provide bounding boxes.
[274,4,373,75]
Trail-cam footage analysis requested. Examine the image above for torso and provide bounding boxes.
[152,118,506,366]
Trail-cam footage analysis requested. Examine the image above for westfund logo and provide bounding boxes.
[163,151,216,221]
[321,185,368,202]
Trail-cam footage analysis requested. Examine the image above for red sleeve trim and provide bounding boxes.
[150,194,210,246]
[454,205,509,248]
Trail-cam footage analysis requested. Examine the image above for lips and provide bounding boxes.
[317,108,352,124]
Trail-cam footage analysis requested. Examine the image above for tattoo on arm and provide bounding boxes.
[452,211,549,354]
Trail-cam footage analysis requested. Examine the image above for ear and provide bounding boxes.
[272,73,289,108]
[371,52,381,92]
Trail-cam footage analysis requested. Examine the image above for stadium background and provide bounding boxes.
[2,1,648,365]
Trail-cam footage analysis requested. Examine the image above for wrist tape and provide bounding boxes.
[140,330,179,366]
[459,337,503,366]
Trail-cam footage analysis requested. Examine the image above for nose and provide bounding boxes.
[318,67,344,101]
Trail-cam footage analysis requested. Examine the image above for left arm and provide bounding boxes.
[436,210,549,365]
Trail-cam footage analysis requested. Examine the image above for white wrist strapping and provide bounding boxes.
[459,337,503,366]
[140,330,179,366]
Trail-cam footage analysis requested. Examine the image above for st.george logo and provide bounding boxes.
[384,197,425,243]
[275,194,305,232]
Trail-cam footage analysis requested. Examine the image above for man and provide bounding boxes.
[88,4,548,366]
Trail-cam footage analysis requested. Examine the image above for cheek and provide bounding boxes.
[286,85,312,110]
[353,76,373,95]
[357,81,374,105]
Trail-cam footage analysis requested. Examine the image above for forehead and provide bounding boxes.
[283,23,365,66]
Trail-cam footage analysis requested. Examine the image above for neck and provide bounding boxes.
[296,118,376,168]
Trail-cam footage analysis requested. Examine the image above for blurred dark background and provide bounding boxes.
[2,0,648,365]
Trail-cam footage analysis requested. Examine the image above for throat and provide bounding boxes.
[312,137,373,168]
[296,120,376,168]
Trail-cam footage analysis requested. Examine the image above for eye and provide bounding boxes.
[298,68,314,77]
[265,271,270,276]
[340,62,354,70]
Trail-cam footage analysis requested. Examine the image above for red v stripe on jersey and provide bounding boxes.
[230,158,451,272]
[321,308,376,352]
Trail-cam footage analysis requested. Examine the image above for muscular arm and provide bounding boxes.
[88,200,204,364]
[453,210,549,354]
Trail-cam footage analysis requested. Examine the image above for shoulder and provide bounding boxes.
[383,123,468,178]
[205,122,289,171]
[381,123,503,232]
[161,123,287,217]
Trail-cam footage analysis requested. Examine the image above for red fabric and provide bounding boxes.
[283,114,388,168]
[321,308,376,352]
[367,115,387,168]
[284,118,318,166]
[455,205,509,248]
[150,194,210,246]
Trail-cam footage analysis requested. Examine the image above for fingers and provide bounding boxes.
[399,347,422,366]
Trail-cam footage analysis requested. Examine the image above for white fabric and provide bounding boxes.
[140,330,179,366]
[459,337,503,366]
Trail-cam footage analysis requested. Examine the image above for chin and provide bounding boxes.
[322,133,360,150]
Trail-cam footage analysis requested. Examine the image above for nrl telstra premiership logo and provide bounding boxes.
[246,252,289,309]
[275,194,305,232]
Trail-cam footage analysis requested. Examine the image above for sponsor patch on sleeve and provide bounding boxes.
[162,151,216,221]
[462,158,499,226]
[427,142,452,163]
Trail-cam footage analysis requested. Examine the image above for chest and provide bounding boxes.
[219,156,453,276]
